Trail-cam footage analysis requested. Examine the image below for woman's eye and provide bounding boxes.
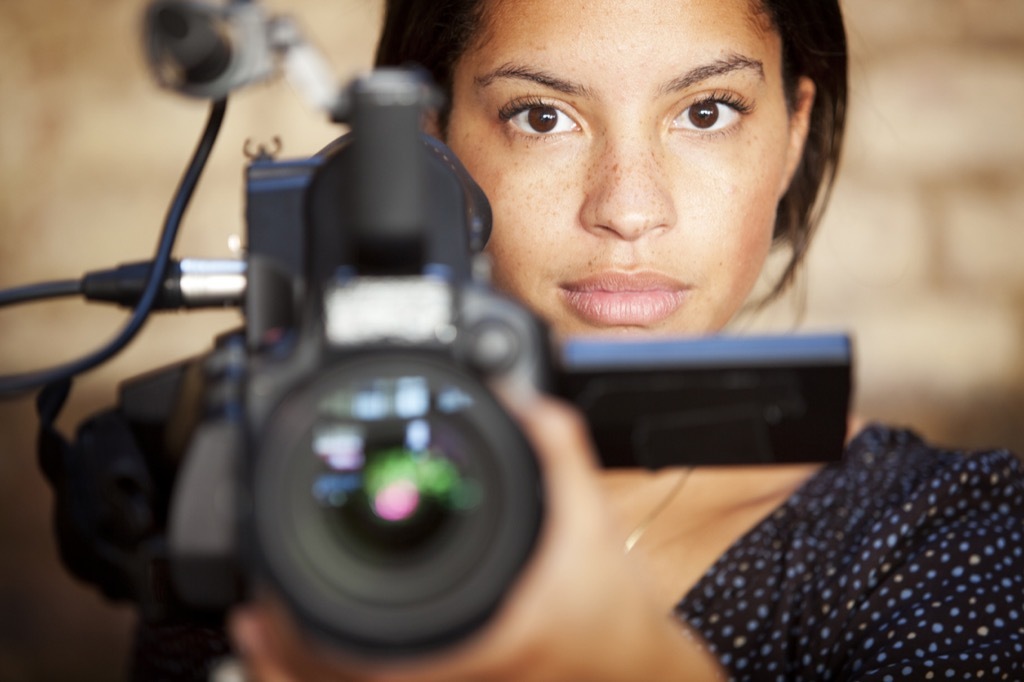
[508,105,577,135]
[674,99,744,132]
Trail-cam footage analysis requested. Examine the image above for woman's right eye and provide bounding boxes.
[505,104,578,135]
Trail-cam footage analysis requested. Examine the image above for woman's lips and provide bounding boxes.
[560,272,690,327]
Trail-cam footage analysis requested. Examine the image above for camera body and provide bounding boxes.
[39,68,850,659]
[167,70,550,654]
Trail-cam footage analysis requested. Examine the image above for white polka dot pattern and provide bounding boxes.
[676,425,1024,681]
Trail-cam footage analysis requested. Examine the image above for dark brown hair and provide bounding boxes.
[375,0,847,300]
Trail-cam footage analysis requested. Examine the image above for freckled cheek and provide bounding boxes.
[720,179,779,289]
[493,228,553,298]
[476,173,554,295]
[444,117,562,305]
[486,219,531,293]
[685,158,778,283]
[736,212,775,274]
[474,161,576,281]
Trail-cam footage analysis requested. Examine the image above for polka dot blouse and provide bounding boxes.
[676,424,1024,681]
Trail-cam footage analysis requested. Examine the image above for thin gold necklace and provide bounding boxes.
[623,467,694,554]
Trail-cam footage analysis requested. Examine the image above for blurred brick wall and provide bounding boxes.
[1,1,1022,679]
[743,0,1024,455]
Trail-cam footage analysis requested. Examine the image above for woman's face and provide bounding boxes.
[445,0,814,337]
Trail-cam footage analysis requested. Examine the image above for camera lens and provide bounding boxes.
[308,386,484,562]
[250,353,542,655]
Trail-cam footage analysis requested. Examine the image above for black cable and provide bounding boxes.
[0,98,228,400]
[0,279,82,308]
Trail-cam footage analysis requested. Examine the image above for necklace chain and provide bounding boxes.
[623,467,694,554]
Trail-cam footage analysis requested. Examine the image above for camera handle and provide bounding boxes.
[35,375,192,622]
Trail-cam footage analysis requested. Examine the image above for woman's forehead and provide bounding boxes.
[461,0,782,91]
[475,0,775,40]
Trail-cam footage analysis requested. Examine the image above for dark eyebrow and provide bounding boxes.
[659,53,765,95]
[475,63,594,97]
[474,53,764,99]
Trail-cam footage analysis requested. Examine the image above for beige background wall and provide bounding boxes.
[1,1,1022,679]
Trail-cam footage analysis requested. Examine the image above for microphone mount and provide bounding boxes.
[143,0,348,120]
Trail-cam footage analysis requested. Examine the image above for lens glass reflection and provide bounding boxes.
[308,375,483,559]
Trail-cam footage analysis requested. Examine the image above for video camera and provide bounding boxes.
[2,0,851,660]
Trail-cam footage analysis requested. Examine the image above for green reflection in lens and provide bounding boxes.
[362,448,479,522]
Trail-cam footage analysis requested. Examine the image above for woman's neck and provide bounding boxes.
[602,463,824,605]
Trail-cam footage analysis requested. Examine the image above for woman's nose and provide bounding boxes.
[579,136,677,241]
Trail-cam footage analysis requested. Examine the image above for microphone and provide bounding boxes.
[148,2,234,86]
[142,0,345,118]
[143,0,274,100]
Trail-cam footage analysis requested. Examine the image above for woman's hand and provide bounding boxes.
[228,392,725,682]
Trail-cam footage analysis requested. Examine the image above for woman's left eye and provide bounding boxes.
[507,105,578,135]
[673,98,748,132]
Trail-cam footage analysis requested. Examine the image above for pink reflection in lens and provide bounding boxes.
[373,480,421,521]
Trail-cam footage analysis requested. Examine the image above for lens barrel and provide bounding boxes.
[249,352,543,654]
